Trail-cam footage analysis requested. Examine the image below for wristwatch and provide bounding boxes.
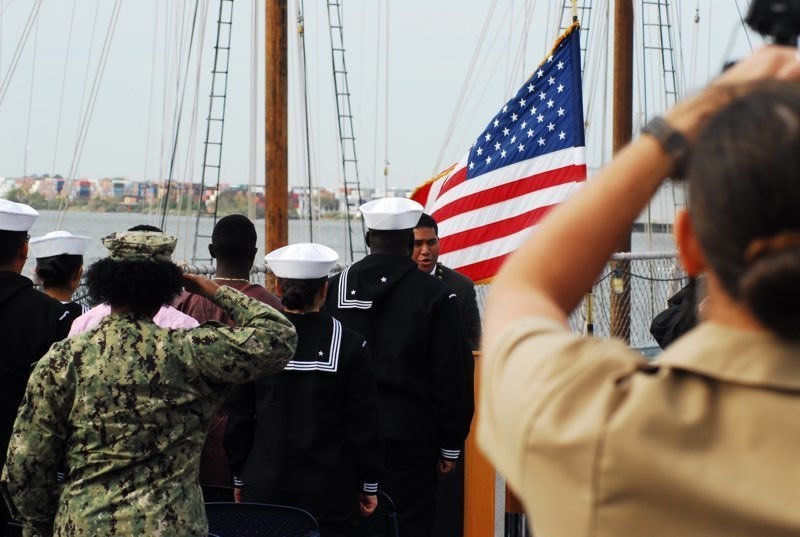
[640,116,690,178]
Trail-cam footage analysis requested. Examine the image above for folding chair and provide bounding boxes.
[205,501,321,537]
[201,483,236,502]
[356,491,399,537]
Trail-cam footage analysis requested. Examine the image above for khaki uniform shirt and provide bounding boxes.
[1,286,297,537]
[478,317,800,537]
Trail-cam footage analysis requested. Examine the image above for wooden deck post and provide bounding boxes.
[464,352,498,537]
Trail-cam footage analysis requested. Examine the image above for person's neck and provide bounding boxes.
[370,246,411,257]
[44,287,73,302]
[703,274,765,333]
[284,306,321,314]
[214,261,251,282]
[109,305,156,319]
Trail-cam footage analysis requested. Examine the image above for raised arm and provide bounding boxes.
[182,275,297,384]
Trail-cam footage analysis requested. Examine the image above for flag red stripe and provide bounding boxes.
[454,254,510,283]
[431,163,586,224]
[438,204,556,253]
[437,166,468,199]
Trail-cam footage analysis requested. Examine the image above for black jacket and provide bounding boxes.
[0,271,70,463]
[324,254,474,457]
[225,311,383,493]
[434,263,482,350]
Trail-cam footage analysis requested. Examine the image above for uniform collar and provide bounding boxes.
[657,322,800,391]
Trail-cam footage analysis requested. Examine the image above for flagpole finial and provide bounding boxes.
[571,0,578,20]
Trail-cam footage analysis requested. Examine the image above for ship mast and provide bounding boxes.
[609,0,634,343]
[265,0,288,253]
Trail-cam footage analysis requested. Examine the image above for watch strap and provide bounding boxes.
[640,116,690,178]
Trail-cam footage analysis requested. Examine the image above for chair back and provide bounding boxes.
[356,491,399,537]
[205,501,321,537]
[201,483,236,502]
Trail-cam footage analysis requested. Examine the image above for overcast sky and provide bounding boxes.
[0,0,761,192]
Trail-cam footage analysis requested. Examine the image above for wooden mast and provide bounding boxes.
[610,0,633,342]
[265,0,288,253]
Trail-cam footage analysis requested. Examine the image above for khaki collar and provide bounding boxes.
[657,322,800,391]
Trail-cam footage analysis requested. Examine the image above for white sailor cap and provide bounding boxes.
[359,197,423,231]
[0,198,38,232]
[30,230,91,259]
[266,242,339,279]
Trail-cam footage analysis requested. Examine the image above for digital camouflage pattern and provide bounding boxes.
[1,285,297,537]
[101,231,177,262]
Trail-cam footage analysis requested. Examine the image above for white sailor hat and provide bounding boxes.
[0,198,38,232]
[266,242,339,279]
[29,230,91,259]
[359,197,423,231]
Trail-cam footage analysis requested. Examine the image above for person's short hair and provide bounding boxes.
[0,230,27,265]
[212,214,257,260]
[127,224,162,232]
[85,258,183,314]
[415,213,439,235]
[689,79,800,340]
[277,276,327,310]
[367,228,415,252]
[35,254,83,288]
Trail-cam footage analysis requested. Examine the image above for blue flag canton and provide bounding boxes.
[467,30,582,180]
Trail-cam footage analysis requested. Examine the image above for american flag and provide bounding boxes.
[410,22,586,283]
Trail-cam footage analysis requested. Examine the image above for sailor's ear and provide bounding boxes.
[365,231,371,248]
[208,244,217,259]
[675,209,706,277]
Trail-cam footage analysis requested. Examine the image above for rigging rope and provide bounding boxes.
[0,0,42,109]
[142,4,161,213]
[56,0,122,228]
[383,0,390,196]
[297,0,315,239]
[159,0,202,231]
[22,15,38,178]
[370,0,382,193]
[248,0,258,221]
[50,0,78,177]
[431,0,498,176]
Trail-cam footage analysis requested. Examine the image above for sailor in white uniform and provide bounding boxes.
[225,242,383,537]
[29,230,91,322]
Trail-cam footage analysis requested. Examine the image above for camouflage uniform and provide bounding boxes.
[1,285,297,537]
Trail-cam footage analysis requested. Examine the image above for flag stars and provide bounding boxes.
[469,161,474,170]
[484,132,491,142]
[493,119,500,127]
[500,149,507,158]
[529,106,537,115]
[548,76,555,85]
[538,137,546,146]
[494,142,501,150]
[511,113,518,122]
[517,143,525,152]
[559,131,566,140]
[486,155,492,165]
[476,147,483,156]
[510,135,517,143]
[527,128,534,138]
[537,69,544,78]
[547,54,554,62]
[537,113,544,123]
[557,107,565,116]
[502,104,508,113]
[518,97,526,107]
[502,127,510,136]
[547,99,555,108]
[547,122,555,132]
[527,83,535,92]
[539,91,546,101]
[557,84,564,93]
[520,121,527,129]
[557,60,564,70]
